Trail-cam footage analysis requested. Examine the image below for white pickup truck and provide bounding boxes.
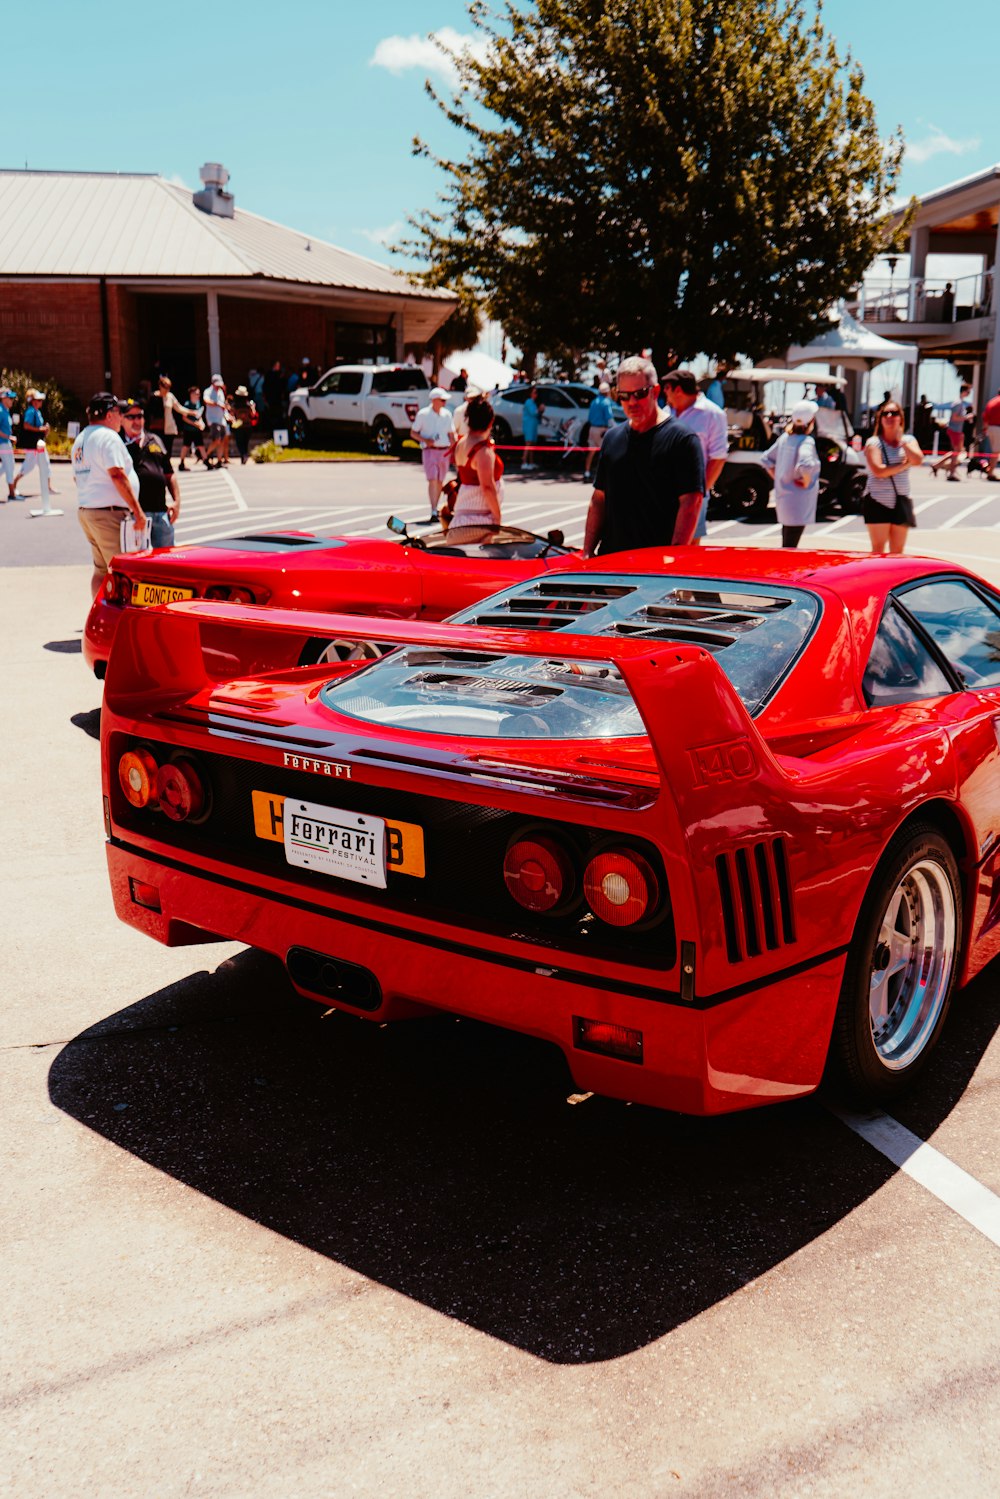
[287,364,431,454]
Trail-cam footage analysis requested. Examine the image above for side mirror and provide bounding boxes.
[387,515,408,536]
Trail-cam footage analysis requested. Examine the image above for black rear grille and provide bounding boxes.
[715,838,795,962]
[111,736,674,969]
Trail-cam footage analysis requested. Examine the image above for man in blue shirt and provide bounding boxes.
[584,381,615,481]
[0,388,18,499]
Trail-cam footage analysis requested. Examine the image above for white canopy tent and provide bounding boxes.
[784,304,918,370]
[784,304,919,423]
[440,349,514,394]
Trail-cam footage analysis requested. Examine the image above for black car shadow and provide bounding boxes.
[48,948,1000,1364]
[44,638,82,653]
[71,708,101,741]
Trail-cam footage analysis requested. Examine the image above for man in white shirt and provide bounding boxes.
[72,393,144,598]
[663,369,729,545]
[202,374,231,469]
[410,387,456,523]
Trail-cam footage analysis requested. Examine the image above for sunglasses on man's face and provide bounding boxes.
[618,385,655,403]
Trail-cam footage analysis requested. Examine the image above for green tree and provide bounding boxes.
[406,0,904,366]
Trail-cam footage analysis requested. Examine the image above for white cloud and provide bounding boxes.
[358,221,406,250]
[906,127,981,165]
[370,27,488,83]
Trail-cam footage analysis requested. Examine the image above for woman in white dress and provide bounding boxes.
[760,399,822,548]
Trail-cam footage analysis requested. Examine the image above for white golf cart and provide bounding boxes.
[710,368,866,521]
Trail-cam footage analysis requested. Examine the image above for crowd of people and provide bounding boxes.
[5,350,1000,589]
[407,355,999,558]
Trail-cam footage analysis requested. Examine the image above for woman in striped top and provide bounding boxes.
[863,404,923,555]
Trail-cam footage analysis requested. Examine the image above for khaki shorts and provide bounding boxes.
[987,426,1000,458]
[79,506,129,574]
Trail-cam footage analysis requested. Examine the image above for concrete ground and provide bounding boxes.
[2,466,1000,1497]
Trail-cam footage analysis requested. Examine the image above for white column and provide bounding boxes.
[986,223,1000,396]
[206,288,222,375]
[908,226,929,321]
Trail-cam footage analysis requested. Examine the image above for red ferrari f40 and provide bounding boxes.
[100,548,1000,1115]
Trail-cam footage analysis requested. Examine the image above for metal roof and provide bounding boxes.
[0,170,452,301]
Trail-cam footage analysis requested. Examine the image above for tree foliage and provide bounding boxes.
[404,0,904,366]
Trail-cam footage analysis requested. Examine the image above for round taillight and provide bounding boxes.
[119,748,158,809]
[583,849,659,927]
[155,758,206,822]
[204,584,228,601]
[229,586,255,605]
[503,835,575,914]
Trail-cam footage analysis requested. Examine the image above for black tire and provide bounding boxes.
[289,409,309,447]
[370,418,398,456]
[726,474,771,520]
[827,824,961,1102]
[492,416,513,447]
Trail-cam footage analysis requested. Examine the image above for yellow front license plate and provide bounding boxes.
[252,791,425,878]
[132,581,195,608]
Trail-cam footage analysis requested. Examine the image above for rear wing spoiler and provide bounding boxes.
[104,599,784,789]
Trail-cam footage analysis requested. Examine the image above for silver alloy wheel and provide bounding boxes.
[315,639,382,665]
[868,857,957,1070]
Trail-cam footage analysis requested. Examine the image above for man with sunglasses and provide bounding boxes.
[71,392,143,599]
[582,355,704,557]
[120,398,180,547]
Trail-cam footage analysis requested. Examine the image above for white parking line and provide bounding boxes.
[831,1107,1000,1248]
[940,494,999,529]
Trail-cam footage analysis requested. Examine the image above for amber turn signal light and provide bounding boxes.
[118,748,159,809]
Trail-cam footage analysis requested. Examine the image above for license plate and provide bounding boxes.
[133,581,195,608]
[252,791,425,881]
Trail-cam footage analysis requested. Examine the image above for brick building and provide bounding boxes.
[0,165,457,406]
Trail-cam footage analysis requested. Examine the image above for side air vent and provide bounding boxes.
[715,837,795,962]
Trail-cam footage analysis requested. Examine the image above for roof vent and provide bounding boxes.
[193,162,234,219]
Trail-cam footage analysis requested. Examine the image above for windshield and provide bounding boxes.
[321,574,820,738]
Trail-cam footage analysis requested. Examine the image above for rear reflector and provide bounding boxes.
[573,1016,643,1063]
[129,878,161,911]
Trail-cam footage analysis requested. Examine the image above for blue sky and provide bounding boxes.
[10,0,996,268]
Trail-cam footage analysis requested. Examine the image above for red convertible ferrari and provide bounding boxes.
[84,519,574,677]
[100,548,1000,1115]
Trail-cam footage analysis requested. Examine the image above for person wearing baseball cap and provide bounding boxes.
[16,387,55,497]
[662,368,729,544]
[760,399,822,548]
[0,388,18,500]
[584,380,615,481]
[71,393,144,598]
[410,386,456,523]
[120,398,181,548]
[202,374,231,468]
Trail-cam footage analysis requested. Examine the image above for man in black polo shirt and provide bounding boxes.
[119,398,180,547]
[583,355,704,556]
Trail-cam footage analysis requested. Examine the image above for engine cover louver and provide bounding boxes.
[715,838,795,962]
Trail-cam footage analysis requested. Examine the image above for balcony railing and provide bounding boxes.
[848,271,994,326]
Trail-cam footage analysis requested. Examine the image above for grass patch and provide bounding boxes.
[254,439,420,464]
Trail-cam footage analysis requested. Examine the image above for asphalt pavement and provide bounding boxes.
[2,460,1000,1498]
